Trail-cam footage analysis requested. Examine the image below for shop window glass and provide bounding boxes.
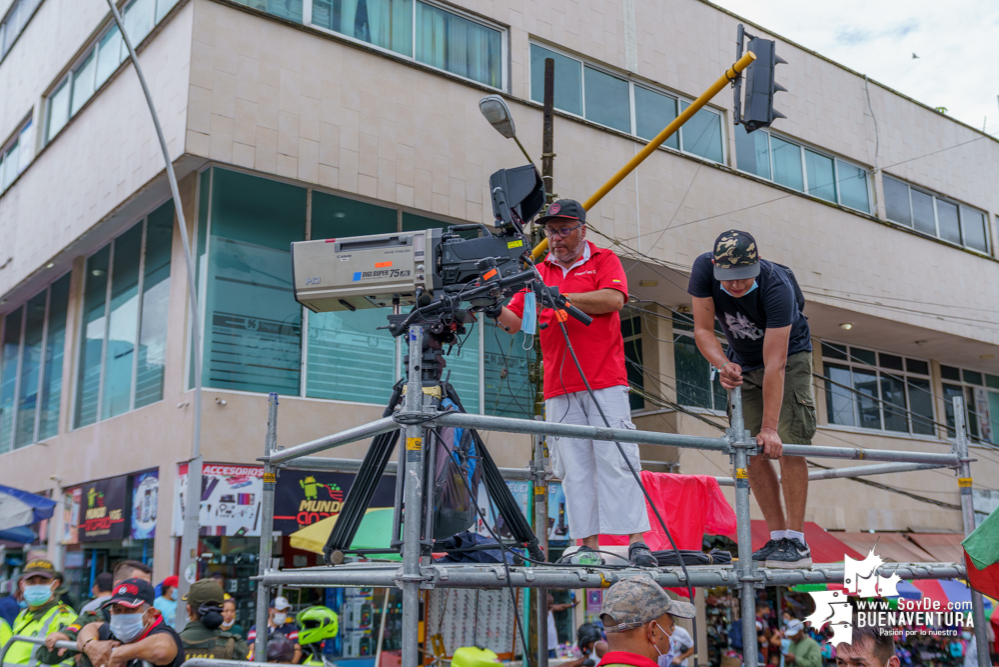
[415,2,501,87]
[203,169,306,394]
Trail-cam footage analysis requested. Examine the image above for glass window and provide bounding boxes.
[883,176,911,225]
[16,120,33,173]
[70,51,97,117]
[584,66,630,133]
[306,192,397,405]
[101,225,143,420]
[135,203,173,408]
[312,0,410,55]
[674,316,726,412]
[123,0,155,45]
[46,79,71,141]
[634,86,678,149]
[622,316,644,411]
[734,125,769,179]
[38,275,70,441]
[530,44,582,117]
[805,149,836,203]
[415,2,501,88]
[14,293,45,448]
[484,325,533,418]
[910,189,936,235]
[2,142,18,190]
[0,308,23,453]
[770,135,803,192]
[235,0,303,22]
[939,365,961,381]
[155,0,180,22]
[963,370,983,386]
[936,199,961,245]
[678,101,723,163]
[822,342,934,436]
[95,25,123,87]
[961,207,988,253]
[75,247,111,428]
[202,169,306,394]
[836,160,870,212]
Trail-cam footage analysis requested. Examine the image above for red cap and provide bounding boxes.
[162,575,179,588]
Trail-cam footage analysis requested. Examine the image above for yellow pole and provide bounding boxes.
[531,51,757,260]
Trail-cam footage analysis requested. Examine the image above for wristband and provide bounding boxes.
[719,361,730,370]
[81,637,95,651]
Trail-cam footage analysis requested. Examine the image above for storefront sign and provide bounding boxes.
[173,464,264,537]
[131,470,158,540]
[79,476,128,542]
[62,488,81,545]
[273,470,396,535]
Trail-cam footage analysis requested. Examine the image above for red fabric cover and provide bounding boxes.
[965,551,999,601]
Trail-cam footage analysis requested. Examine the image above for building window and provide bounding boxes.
[0,118,33,193]
[74,202,173,428]
[0,273,72,453]
[305,0,503,88]
[883,175,990,253]
[44,0,180,143]
[0,0,42,60]
[530,44,725,164]
[821,342,934,435]
[622,316,644,411]
[673,313,727,412]
[195,167,534,418]
[940,365,999,445]
[735,126,871,213]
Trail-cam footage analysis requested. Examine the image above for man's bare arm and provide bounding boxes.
[561,288,624,315]
[109,633,177,666]
[757,324,791,459]
[495,307,522,333]
[692,296,743,388]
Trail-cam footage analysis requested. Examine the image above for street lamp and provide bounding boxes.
[479,95,535,166]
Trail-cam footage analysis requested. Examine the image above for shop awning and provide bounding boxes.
[0,484,56,531]
[905,533,965,563]
[837,532,935,563]
[725,521,864,564]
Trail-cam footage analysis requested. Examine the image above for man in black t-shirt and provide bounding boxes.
[688,230,816,569]
[75,579,184,667]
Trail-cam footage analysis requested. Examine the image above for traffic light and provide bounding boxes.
[734,25,787,132]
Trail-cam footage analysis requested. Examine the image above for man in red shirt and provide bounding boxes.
[492,199,655,567]
[595,576,696,667]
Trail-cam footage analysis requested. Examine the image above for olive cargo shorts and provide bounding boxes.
[736,350,817,446]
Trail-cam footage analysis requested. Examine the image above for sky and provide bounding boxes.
[707,0,999,134]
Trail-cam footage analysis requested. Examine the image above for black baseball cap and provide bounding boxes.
[712,229,760,280]
[536,199,586,225]
[103,577,155,609]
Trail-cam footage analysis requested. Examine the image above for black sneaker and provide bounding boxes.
[765,538,812,569]
[574,545,604,566]
[629,541,658,568]
[752,538,785,561]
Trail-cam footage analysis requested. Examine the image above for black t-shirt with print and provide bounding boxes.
[99,618,185,667]
[687,253,811,371]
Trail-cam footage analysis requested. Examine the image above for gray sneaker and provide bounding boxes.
[628,541,658,568]
[752,538,785,561]
[765,538,812,569]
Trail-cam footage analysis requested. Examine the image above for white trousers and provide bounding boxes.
[545,385,651,539]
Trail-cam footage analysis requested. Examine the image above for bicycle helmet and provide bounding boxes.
[297,606,340,645]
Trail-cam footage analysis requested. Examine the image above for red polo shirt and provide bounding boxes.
[507,241,629,400]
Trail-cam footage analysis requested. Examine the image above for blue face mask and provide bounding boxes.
[720,280,758,298]
[23,585,53,607]
[110,611,148,643]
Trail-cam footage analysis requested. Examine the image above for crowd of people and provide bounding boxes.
[0,558,343,667]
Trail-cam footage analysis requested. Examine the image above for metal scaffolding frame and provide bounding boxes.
[248,325,990,667]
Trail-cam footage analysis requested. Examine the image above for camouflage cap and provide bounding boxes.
[599,575,696,633]
[712,229,760,280]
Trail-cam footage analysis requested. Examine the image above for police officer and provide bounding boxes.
[179,579,249,661]
[2,559,75,666]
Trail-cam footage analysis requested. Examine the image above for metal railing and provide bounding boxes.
[242,325,988,667]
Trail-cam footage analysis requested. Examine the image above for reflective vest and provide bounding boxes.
[5,602,76,666]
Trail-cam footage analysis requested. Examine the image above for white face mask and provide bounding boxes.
[273,612,288,625]
[654,623,675,667]
[220,620,234,630]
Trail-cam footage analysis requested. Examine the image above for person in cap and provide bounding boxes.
[563,622,608,667]
[492,199,655,568]
[781,620,820,667]
[153,576,178,627]
[247,596,300,663]
[595,575,696,667]
[178,579,248,661]
[74,578,183,667]
[3,559,76,665]
[41,560,153,666]
[688,230,815,568]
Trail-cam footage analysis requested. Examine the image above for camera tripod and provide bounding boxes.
[322,321,544,567]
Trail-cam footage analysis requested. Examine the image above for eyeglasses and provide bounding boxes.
[544,223,583,238]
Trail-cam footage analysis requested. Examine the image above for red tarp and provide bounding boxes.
[598,473,738,551]
[724,521,865,564]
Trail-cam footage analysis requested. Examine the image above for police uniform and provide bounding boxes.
[178,579,248,661]
[35,609,104,666]
[4,560,76,667]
